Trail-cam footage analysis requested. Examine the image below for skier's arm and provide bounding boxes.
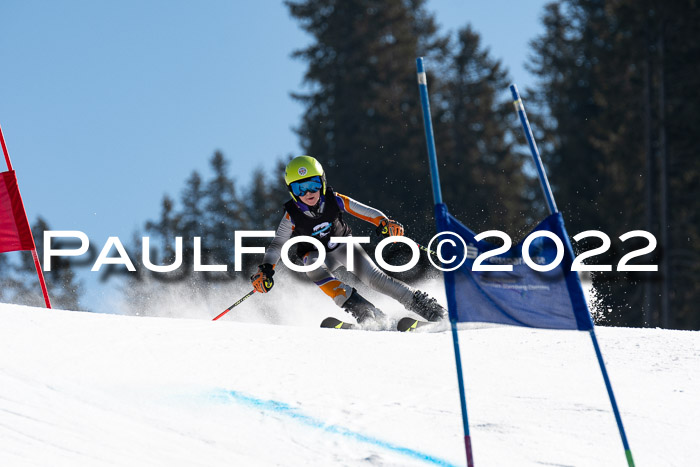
[335,193,404,236]
[261,212,294,267]
[252,213,294,293]
[335,193,387,226]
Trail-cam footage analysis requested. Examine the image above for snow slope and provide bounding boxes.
[0,302,698,467]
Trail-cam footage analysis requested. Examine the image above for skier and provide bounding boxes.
[250,155,446,324]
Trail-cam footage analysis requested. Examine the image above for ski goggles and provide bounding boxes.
[290,176,323,197]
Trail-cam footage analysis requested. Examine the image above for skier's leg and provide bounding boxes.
[349,243,414,303]
[302,250,350,305]
[349,243,446,321]
[303,249,380,323]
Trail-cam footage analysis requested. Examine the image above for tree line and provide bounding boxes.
[527,0,698,329]
[284,0,698,329]
[2,0,697,329]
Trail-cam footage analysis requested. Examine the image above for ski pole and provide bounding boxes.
[212,289,256,321]
[416,242,438,258]
[379,222,438,258]
[387,236,440,258]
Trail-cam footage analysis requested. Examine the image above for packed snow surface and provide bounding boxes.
[0,302,698,466]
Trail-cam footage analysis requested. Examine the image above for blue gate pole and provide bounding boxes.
[509,84,557,215]
[417,57,474,467]
[510,84,635,467]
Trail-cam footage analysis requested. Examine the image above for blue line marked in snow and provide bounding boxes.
[211,389,459,467]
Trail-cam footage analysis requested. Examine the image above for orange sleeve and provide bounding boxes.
[336,193,386,226]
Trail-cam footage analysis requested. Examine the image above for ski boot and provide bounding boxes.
[342,288,385,324]
[406,290,447,322]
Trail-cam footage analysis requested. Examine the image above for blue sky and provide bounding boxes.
[0,0,549,311]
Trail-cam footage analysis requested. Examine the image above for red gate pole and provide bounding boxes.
[0,123,52,309]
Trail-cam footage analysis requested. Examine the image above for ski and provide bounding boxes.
[320,317,355,329]
[320,316,431,332]
[397,317,431,332]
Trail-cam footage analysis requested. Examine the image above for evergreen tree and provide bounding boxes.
[179,170,207,272]
[438,26,533,235]
[528,2,602,224]
[528,0,699,329]
[0,254,10,301]
[529,1,649,326]
[144,195,184,281]
[35,218,82,310]
[233,159,292,274]
[134,151,246,287]
[0,252,29,305]
[203,151,244,271]
[243,158,294,230]
[6,217,82,309]
[652,0,700,330]
[287,0,449,239]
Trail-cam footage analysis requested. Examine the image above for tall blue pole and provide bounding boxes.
[417,59,444,206]
[509,84,557,215]
[510,84,635,467]
[417,57,474,467]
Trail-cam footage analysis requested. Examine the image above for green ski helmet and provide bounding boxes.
[284,155,327,201]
